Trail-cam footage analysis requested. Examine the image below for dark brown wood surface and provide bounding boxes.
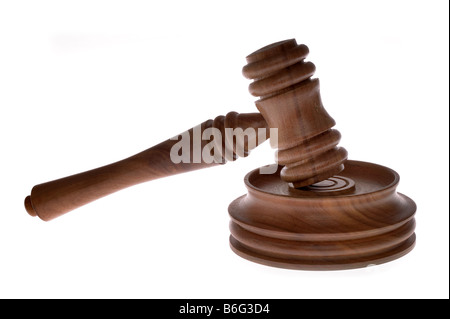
[227,39,416,270]
[24,38,417,271]
[25,112,268,221]
[243,39,348,188]
[229,161,416,270]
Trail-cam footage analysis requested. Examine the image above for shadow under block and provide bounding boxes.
[228,160,416,270]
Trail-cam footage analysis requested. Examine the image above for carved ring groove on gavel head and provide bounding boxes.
[243,39,347,188]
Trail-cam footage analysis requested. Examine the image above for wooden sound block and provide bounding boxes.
[228,160,416,270]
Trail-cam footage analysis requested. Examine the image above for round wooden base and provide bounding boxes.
[228,160,416,270]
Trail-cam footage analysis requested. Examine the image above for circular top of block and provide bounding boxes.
[245,160,399,199]
[228,160,417,270]
[230,160,416,242]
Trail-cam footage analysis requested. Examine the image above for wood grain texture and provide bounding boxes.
[243,39,348,188]
[25,112,268,221]
[228,161,416,270]
[227,39,417,270]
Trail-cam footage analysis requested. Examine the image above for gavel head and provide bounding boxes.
[242,39,348,188]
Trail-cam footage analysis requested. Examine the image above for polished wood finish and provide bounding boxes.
[228,39,416,270]
[25,112,268,221]
[243,39,348,188]
[229,161,416,270]
[25,38,417,271]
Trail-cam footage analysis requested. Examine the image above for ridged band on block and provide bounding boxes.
[228,161,417,270]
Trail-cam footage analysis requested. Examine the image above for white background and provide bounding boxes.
[0,0,448,299]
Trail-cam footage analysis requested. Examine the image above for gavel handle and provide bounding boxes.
[25,112,268,221]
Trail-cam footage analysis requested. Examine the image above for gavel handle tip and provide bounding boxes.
[24,196,37,217]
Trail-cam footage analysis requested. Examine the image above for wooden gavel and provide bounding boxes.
[25,39,347,221]
[24,112,269,221]
[24,39,416,271]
